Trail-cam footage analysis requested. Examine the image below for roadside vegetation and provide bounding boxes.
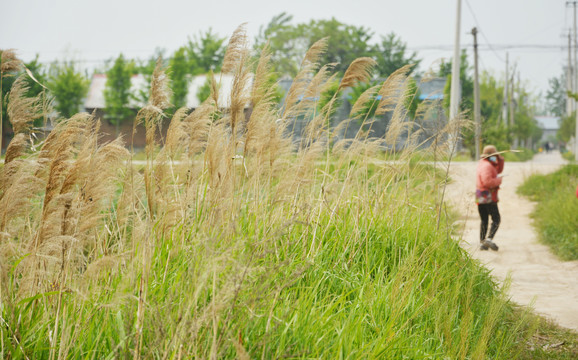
[1,25,572,359]
[517,164,578,260]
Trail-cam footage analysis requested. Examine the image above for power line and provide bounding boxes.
[464,0,505,62]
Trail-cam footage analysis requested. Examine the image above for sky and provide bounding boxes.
[0,0,569,100]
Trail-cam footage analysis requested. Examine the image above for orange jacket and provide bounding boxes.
[476,156,504,202]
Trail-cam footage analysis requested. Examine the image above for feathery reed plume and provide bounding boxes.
[304,63,337,102]
[164,107,188,158]
[1,49,22,74]
[136,59,171,216]
[281,38,329,121]
[184,99,214,156]
[303,73,339,144]
[384,91,410,147]
[229,56,251,143]
[221,24,248,74]
[375,64,414,115]
[0,161,43,232]
[149,58,172,111]
[300,37,328,70]
[37,114,90,244]
[3,133,28,164]
[6,75,43,135]
[338,57,376,91]
[1,50,24,161]
[204,122,233,218]
[350,83,380,120]
[76,137,130,236]
[251,43,274,108]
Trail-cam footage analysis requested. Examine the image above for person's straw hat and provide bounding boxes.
[481,145,499,159]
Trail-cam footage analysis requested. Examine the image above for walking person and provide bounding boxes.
[475,145,505,251]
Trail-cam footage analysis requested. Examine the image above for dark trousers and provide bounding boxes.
[478,203,501,242]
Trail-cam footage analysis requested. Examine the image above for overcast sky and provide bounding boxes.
[0,0,569,99]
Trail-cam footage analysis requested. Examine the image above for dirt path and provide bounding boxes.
[445,151,578,331]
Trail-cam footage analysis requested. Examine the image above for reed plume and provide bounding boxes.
[184,99,214,156]
[6,75,43,135]
[376,64,414,115]
[338,57,376,91]
[222,24,249,75]
[1,49,22,75]
[281,38,328,121]
[136,59,171,216]
[250,43,274,108]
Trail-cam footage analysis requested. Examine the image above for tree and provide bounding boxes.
[48,61,89,118]
[545,74,566,117]
[256,13,420,80]
[254,13,303,76]
[104,54,135,128]
[299,18,375,75]
[557,113,575,143]
[187,29,226,74]
[375,33,421,78]
[169,47,190,109]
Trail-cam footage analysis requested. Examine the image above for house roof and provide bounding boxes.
[535,116,560,130]
[85,73,252,109]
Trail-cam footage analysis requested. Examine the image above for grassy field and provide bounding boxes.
[1,32,574,358]
[517,164,578,261]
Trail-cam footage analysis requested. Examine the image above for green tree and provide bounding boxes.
[254,12,302,76]
[169,47,190,109]
[104,54,135,128]
[256,13,419,80]
[255,14,375,76]
[187,29,226,74]
[375,33,421,78]
[48,61,89,118]
[558,113,575,143]
[299,18,374,75]
[545,74,566,117]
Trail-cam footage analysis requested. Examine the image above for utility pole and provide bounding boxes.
[572,1,578,160]
[509,63,517,128]
[502,53,509,126]
[449,0,462,155]
[471,27,481,159]
[509,65,517,148]
[569,0,578,160]
[568,31,573,116]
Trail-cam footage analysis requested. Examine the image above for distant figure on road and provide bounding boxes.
[475,145,505,251]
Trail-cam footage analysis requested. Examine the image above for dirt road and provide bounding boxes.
[446,151,578,331]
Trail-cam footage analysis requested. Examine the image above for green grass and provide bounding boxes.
[561,151,575,162]
[517,165,578,260]
[1,185,535,359]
